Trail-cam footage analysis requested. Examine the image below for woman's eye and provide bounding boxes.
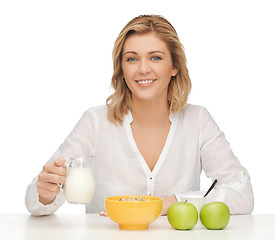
[127,57,137,62]
[152,56,161,61]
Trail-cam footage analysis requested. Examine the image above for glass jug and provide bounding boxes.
[63,156,95,204]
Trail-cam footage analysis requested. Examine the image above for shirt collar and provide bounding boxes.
[123,110,177,125]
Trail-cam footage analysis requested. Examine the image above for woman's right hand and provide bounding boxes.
[37,157,66,205]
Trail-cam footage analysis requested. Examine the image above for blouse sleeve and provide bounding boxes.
[198,106,254,214]
[25,109,98,215]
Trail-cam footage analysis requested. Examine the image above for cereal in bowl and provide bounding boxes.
[118,196,149,202]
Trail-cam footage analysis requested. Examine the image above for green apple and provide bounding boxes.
[200,202,230,230]
[167,201,198,230]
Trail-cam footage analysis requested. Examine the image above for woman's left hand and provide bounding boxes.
[161,195,177,215]
[99,211,108,217]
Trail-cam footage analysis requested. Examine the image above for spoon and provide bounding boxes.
[203,179,218,197]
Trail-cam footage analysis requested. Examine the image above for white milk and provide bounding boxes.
[181,195,206,212]
[63,168,95,204]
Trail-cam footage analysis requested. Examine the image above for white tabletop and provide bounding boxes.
[0,214,274,240]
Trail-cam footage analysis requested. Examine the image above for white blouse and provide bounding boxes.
[25,104,254,215]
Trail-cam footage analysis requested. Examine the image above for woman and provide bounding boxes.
[25,15,254,216]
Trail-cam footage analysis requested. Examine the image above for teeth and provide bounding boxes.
[138,79,154,84]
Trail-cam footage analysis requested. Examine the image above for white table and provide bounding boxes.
[0,214,274,240]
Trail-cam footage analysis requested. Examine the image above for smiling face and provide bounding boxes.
[121,32,178,104]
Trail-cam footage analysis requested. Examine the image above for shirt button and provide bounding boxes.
[149,177,153,180]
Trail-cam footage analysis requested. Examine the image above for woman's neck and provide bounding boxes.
[131,98,170,126]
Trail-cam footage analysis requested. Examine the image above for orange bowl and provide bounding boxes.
[105,195,163,230]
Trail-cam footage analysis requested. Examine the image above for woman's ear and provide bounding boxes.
[172,68,179,77]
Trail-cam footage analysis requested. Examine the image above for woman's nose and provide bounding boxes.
[138,59,150,74]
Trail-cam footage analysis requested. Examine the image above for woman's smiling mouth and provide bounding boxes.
[135,79,156,86]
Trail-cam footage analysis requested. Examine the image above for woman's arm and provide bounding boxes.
[161,195,177,215]
[199,107,254,214]
[25,110,97,215]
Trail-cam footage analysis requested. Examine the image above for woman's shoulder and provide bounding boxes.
[82,105,108,120]
[179,103,217,127]
[176,103,211,122]
[179,103,206,115]
[85,105,108,113]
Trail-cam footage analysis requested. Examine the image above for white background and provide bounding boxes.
[0,0,274,214]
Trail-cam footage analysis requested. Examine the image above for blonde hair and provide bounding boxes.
[106,15,191,124]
